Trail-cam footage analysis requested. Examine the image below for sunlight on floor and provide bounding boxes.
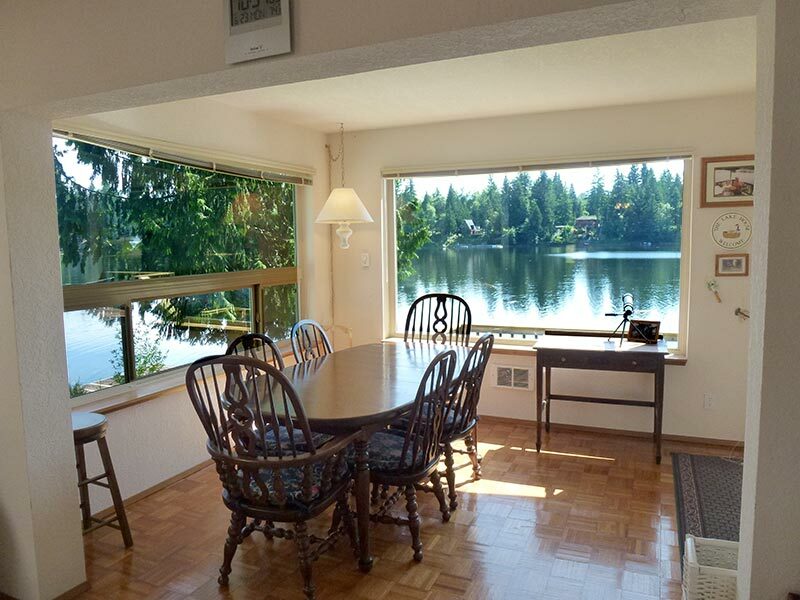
[458,478,563,498]
[509,446,616,462]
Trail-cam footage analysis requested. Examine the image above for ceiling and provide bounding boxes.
[205,17,755,133]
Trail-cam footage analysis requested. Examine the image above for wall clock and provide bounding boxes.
[225,0,291,65]
[711,212,752,249]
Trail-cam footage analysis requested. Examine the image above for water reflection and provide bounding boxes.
[397,244,681,332]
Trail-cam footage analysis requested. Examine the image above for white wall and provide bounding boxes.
[738,1,800,598]
[0,0,666,117]
[332,94,755,441]
[0,112,86,599]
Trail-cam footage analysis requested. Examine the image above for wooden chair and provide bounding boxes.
[359,349,457,561]
[403,293,472,346]
[226,332,285,369]
[441,333,494,510]
[290,319,333,363]
[185,355,357,600]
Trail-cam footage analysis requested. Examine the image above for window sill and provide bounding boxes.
[71,368,189,415]
[384,336,687,365]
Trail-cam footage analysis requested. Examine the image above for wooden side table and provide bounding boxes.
[534,336,668,463]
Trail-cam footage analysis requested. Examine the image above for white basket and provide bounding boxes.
[682,535,739,600]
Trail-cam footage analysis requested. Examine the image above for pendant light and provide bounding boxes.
[316,123,373,249]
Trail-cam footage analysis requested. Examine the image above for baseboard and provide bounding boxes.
[93,459,213,520]
[54,581,90,600]
[478,414,743,448]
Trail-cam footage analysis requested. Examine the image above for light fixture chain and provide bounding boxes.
[339,123,345,187]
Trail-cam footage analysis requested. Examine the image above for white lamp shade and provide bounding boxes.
[316,188,373,223]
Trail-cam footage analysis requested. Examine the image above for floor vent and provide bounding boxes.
[495,365,531,390]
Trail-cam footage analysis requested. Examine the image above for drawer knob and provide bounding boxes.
[560,356,567,363]
[632,360,638,366]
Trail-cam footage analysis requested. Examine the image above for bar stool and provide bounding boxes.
[72,412,133,547]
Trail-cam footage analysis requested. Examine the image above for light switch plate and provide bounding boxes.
[360,252,370,268]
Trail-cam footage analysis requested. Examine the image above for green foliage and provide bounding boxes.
[394,164,682,261]
[395,180,432,279]
[69,381,87,398]
[110,328,168,383]
[55,141,295,282]
[54,140,298,347]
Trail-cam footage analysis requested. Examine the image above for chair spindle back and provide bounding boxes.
[290,319,333,363]
[226,333,285,370]
[396,350,457,473]
[443,334,494,437]
[403,293,472,346]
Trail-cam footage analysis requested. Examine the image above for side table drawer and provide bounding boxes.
[537,350,661,372]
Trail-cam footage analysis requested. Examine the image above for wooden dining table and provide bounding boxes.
[280,340,470,572]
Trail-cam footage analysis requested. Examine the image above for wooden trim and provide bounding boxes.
[53,582,90,600]
[699,154,755,208]
[92,460,214,520]
[477,415,743,448]
[63,266,297,311]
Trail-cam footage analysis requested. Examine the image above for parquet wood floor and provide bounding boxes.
[77,420,742,600]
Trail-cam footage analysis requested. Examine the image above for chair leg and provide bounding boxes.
[337,487,359,557]
[472,424,483,464]
[430,471,450,523]
[96,436,133,547]
[370,482,380,505]
[329,502,342,535]
[295,521,316,600]
[404,484,423,562]
[219,510,246,585]
[444,443,458,511]
[465,431,481,480]
[74,443,92,530]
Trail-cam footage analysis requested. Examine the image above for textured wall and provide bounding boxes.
[738,1,800,598]
[0,1,758,118]
[0,112,86,598]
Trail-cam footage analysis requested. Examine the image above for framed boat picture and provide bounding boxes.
[700,155,754,208]
[715,253,749,277]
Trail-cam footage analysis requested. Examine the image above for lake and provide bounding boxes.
[396,243,681,334]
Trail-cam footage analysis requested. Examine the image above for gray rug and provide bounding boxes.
[672,453,743,557]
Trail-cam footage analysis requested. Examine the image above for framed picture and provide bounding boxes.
[700,155,754,208]
[627,320,661,344]
[715,253,749,277]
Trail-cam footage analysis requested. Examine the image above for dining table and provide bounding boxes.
[280,339,470,572]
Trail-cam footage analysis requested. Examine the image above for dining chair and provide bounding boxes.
[356,349,457,561]
[441,333,494,510]
[290,319,333,363]
[403,293,472,346]
[185,355,357,600]
[226,332,285,369]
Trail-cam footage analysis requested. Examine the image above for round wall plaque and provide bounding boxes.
[711,212,752,249]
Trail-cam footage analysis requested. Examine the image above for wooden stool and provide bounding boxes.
[72,412,133,547]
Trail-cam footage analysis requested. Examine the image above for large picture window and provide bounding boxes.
[55,136,301,398]
[391,158,688,345]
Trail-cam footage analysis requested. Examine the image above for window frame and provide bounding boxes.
[56,131,305,405]
[384,153,693,354]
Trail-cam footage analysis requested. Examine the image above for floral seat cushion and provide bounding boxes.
[262,426,333,453]
[391,407,460,434]
[347,431,428,473]
[244,458,349,509]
